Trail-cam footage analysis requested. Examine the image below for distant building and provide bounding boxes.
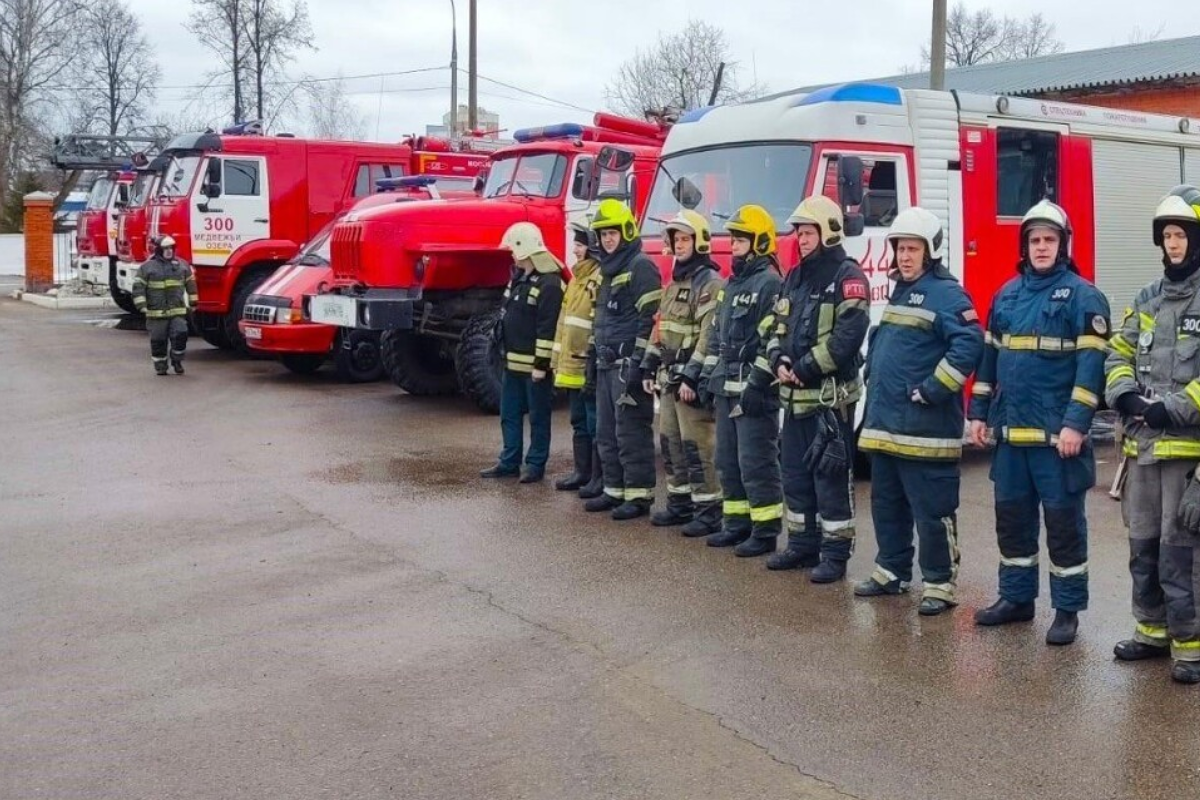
[442,105,500,138]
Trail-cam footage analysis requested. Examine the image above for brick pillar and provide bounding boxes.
[23,191,56,293]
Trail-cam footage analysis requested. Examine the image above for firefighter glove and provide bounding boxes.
[1115,392,1150,418]
[1143,401,1174,430]
[583,353,597,397]
[739,383,770,417]
[1179,474,1200,532]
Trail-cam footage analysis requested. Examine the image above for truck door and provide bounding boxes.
[563,154,633,267]
[190,155,271,266]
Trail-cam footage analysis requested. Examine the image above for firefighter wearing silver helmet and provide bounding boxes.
[968,199,1111,646]
[132,235,197,375]
[855,207,984,616]
[1106,185,1200,684]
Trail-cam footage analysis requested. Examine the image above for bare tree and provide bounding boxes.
[304,75,367,140]
[921,3,1064,68]
[244,0,314,122]
[604,20,761,118]
[71,0,161,136]
[1127,23,1166,44]
[187,0,247,123]
[998,12,1065,61]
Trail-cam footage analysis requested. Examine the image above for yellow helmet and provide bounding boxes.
[787,195,845,248]
[589,198,639,242]
[664,209,712,254]
[724,204,777,256]
[1153,185,1200,246]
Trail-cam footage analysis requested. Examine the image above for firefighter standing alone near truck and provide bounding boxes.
[132,235,198,376]
[968,200,1110,646]
[584,199,662,520]
[1105,185,1200,684]
[480,223,565,483]
[641,210,725,537]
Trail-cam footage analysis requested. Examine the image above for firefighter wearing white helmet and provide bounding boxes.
[1106,185,1200,684]
[640,210,725,536]
[759,195,870,581]
[854,207,984,616]
[480,222,565,483]
[132,234,197,376]
[968,198,1110,646]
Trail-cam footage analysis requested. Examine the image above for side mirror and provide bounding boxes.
[202,158,222,198]
[843,212,865,238]
[595,145,635,173]
[672,177,703,210]
[837,155,864,208]
[114,185,130,208]
[473,169,488,194]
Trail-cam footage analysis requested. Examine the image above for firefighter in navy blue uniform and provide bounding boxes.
[854,208,984,615]
[760,196,870,583]
[1106,186,1200,684]
[132,235,198,375]
[968,200,1110,646]
[480,223,565,483]
[641,210,725,537]
[701,205,785,556]
[584,199,663,520]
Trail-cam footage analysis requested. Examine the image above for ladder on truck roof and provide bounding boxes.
[49,133,166,172]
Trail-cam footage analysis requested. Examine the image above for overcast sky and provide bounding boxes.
[124,0,1200,139]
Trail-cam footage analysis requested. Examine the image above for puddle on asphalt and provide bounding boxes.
[316,450,474,489]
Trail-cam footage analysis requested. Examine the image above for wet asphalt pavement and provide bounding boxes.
[2,298,1199,800]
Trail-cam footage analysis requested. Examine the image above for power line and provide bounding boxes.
[37,65,449,94]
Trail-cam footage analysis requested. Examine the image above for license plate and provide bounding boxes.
[310,295,357,327]
[243,326,262,340]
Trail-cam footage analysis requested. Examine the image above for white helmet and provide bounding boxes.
[500,222,548,261]
[1153,185,1200,246]
[157,235,176,254]
[1020,199,1071,262]
[886,207,944,261]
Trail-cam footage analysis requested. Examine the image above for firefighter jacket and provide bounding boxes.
[592,239,662,366]
[500,255,565,375]
[762,244,870,416]
[860,263,984,460]
[551,255,601,389]
[642,252,723,389]
[700,254,782,398]
[1105,268,1200,463]
[132,255,198,319]
[968,260,1110,445]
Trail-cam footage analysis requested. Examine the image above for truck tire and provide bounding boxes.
[196,312,232,349]
[334,330,384,384]
[455,310,504,414]
[380,329,458,395]
[109,266,140,315]
[281,354,325,375]
[223,271,271,355]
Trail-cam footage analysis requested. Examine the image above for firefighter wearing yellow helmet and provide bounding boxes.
[699,204,785,556]
[584,199,663,520]
[969,199,1110,646]
[761,195,870,582]
[1107,185,1200,683]
[480,222,565,483]
[132,234,197,376]
[639,210,725,536]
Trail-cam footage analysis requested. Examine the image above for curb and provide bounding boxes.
[14,290,117,310]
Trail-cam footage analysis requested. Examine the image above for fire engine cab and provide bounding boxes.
[74,170,134,310]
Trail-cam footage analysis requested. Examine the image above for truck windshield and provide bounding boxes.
[642,143,814,237]
[129,173,156,207]
[158,155,201,198]
[85,177,114,210]
[296,225,334,266]
[483,153,567,199]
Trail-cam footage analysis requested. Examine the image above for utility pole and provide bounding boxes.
[930,0,947,91]
[468,0,478,130]
[707,62,726,107]
[449,0,459,136]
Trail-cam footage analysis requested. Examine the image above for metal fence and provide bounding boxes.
[53,230,76,284]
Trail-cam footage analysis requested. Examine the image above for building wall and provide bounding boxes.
[1038,82,1200,118]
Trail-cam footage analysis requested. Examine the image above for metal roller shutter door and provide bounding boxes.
[1185,148,1200,185]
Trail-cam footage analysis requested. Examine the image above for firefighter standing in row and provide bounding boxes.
[584,199,663,520]
[551,224,603,493]
[968,200,1110,646]
[701,205,785,556]
[761,196,870,582]
[480,223,565,483]
[641,211,725,537]
[132,235,197,376]
[1105,185,1200,684]
[855,208,984,614]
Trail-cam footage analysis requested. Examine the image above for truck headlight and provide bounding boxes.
[275,307,300,324]
[414,255,430,282]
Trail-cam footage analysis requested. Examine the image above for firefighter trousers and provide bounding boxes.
[1124,459,1200,662]
[869,453,961,602]
[595,364,655,502]
[991,443,1093,612]
[498,370,553,473]
[780,407,857,563]
[147,317,189,370]
[658,389,720,513]
[568,389,597,438]
[713,394,782,538]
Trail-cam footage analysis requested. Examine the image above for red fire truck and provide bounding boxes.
[134,123,490,353]
[309,113,668,412]
[74,170,135,311]
[113,168,162,306]
[238,175,483,382]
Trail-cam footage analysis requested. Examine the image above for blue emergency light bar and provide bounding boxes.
[377,176,438,191]
[221,120,265,136]
[793,83,903,108]
[512,123,585,143]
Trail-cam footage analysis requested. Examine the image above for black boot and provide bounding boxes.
[919,598,954,617]
[706,528,750,548]
[1045,610,1079,646]
[766,536,820,570]
[853,576,909,596]
[584,493,621,513]
[810,559,847,584]
[651,495,694,527]
[519,467,544,484]
[578,443,604,500]
[733,536,776,557]
[1114,639,1170,661]
[1171,660,1200,684]
[681,502,722,538]
[155,363,168,376]
[613,500,650,521]
[480,464,519,478]
[974,598,1036,627]
[172,359,185,375]
[555,435,591,491]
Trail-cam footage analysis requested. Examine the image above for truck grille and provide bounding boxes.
[331,222,364,282]
[243,304,276,324]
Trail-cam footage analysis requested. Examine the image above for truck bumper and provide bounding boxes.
[114,260,139,293]
[239,320,337,355]
[308,288,419,331]
[75,256,109,286]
